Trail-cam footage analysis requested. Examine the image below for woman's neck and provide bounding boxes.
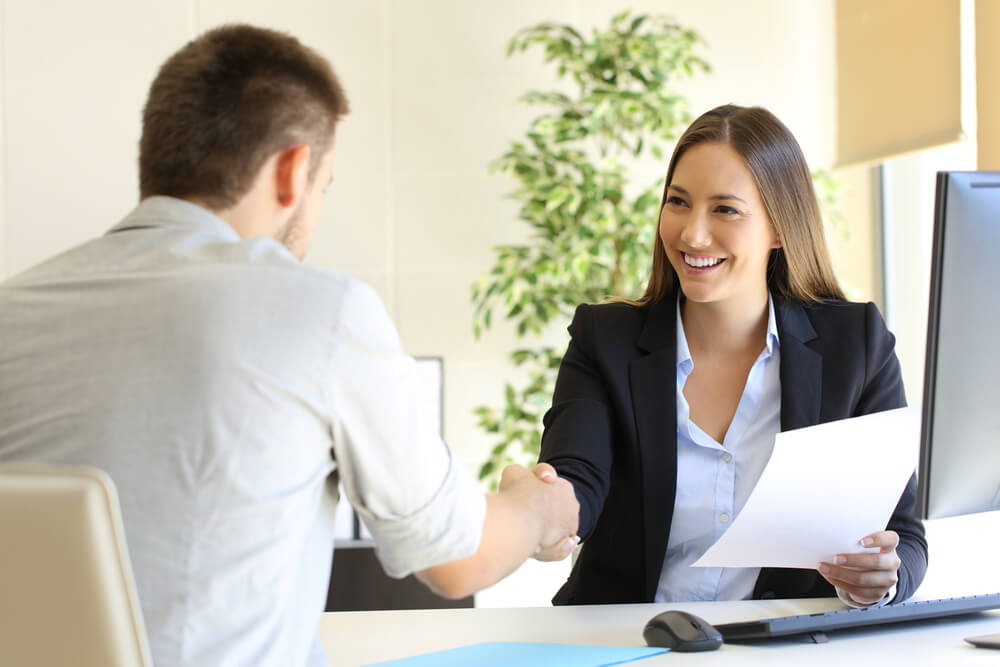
[681,290,770,356]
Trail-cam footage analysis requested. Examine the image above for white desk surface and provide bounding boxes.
[319,598,1000,666]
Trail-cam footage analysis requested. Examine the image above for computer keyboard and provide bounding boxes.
[715,593,1000,641]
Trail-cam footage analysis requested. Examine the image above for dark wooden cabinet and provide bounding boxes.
[325,540,473,611]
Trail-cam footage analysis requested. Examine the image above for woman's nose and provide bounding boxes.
[679,210,712,249]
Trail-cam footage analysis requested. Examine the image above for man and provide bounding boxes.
[0,25,578,667]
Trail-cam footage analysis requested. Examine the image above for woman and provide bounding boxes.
[538,104,927,606]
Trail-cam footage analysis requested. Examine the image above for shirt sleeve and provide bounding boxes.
[326,280,486,578]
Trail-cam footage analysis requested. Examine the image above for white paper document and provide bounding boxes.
[692,406,921,569]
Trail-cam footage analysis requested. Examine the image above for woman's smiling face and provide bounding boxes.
[658,141,781,307]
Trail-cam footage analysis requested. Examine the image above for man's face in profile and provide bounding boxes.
[277,143,336,260]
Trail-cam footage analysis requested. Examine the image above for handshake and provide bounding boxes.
[415,461,581,599]
[498,462,581,563]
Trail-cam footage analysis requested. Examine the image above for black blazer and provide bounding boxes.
[539,293,928,605]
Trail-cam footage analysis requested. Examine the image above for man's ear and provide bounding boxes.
[274,144,311,209]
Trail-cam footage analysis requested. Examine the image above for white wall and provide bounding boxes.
[0,0,847,606]
[1,0,187,274]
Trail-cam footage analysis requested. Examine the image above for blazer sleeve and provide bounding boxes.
[859,302,928,603]
[538,304,616,540]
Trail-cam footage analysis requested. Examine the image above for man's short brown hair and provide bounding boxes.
[139,24,349,210]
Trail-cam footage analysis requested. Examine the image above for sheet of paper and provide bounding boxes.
[693,406,920,569]
[362,642,666,667]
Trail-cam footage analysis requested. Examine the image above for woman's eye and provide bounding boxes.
[666,195,688,207]
[716,205,740,215]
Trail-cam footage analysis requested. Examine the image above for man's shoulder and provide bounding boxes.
[235,247,360,294]
[2,231,381,335]
[138,231,371,311]
[191,251,392,341]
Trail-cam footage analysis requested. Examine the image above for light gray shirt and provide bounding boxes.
[0,196,486,667]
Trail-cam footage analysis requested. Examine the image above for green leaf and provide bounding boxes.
[546,187,572,211]
[611,9,631,27]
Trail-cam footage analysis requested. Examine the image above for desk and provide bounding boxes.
[319,599,1000,666]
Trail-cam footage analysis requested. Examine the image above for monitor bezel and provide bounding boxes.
[916,172,950,520]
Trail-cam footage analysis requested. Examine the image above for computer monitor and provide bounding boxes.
[917,170,1000,520]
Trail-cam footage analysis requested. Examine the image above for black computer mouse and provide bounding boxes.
[643,609,723,652]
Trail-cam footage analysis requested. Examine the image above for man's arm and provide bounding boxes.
[415,463,579,599]
[328,282,578,595]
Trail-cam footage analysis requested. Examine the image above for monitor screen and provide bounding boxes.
[917,170,1000,519]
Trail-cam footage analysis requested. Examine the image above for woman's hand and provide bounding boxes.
[818,530,901,605]
[530,463,580,562]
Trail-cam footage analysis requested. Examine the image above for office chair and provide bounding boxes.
[0,464,153,667]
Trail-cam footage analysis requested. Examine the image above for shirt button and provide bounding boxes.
[723,453,733,463]
[720,513,730,523]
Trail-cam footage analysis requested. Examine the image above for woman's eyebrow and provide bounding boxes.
[668,183,747,204]
[710,193,748,203]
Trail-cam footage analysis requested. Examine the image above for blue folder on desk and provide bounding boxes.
[363,641,667,666]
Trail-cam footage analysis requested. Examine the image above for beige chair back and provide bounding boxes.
[0,464,153,666]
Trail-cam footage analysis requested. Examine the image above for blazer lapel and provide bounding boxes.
[629,295,678,600]
[755,300,825,600]
[776,300,822,431]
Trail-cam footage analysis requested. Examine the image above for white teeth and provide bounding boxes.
[683,254,723,268]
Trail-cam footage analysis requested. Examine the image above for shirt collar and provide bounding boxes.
[764,294,780,356]
[107,195,241,242]
[676,300,693,370]
[675,292,781,369]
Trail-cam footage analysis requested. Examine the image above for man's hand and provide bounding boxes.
[818,530,901,605]
[524,463,579,561]
[414,463,579,599]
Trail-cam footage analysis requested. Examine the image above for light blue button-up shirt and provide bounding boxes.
[0,197,487,666]
[655,295,781,602]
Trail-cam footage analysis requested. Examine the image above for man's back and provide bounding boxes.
[0,23,581,666]
[0,197,351,666]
